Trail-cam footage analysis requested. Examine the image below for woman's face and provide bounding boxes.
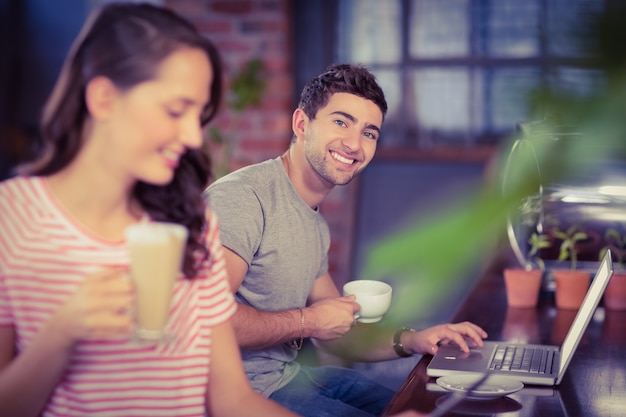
[101,47,212,186]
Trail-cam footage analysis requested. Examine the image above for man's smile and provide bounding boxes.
[330,150,356,165]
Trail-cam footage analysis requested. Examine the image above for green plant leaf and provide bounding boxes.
[361,6,626,320]
[230,59,266,112]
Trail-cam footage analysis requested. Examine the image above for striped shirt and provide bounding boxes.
[0,176,236,416]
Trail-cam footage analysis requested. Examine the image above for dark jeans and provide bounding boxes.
[269,365,395,417]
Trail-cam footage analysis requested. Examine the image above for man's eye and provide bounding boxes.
[334,120,347,127]
[364,131,378,140]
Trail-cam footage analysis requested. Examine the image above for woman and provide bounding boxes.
[0,3,298,416]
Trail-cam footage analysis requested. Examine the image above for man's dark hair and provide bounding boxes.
[298,63,387,121]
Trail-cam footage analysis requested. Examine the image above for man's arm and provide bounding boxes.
[310,275,489,361]
[224,244,488,357]
[308,274,401,361]
[222,247,358,350]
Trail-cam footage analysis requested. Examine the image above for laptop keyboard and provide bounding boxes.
[489,346,554,374]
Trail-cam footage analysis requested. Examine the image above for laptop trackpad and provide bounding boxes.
[432,344,493,372]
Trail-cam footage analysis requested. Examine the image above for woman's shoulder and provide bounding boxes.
[208,158,281,189]
[0,175,45,202]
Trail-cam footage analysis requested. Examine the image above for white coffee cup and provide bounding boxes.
[342,280,392,323]
[125,221,188,341]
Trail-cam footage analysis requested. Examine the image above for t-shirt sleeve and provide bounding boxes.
[196,208,237,327]
[204,180,264,266]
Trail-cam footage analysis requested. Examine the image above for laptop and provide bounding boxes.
[426,250,614,386]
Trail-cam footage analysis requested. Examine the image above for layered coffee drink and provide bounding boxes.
[125,222,188,340]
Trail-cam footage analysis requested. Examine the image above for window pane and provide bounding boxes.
[479,0,540,57]
[488,68,540,132]
[546,0,604,57]
[548,67,605,97]
[370,69,404,147]
[335,0,607,148]
[411,68,470,133]
[372,69,402,120]
[410,0,469,58]
[337,0,401,64]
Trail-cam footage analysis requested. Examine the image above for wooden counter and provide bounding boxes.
[381,266,626,417]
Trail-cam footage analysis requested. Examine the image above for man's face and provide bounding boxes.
[302,92,383,186]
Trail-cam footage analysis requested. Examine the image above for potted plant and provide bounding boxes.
[205,59,266,180]
[504,232,550,308]
[599,226,626,310]
[552,225,591,309]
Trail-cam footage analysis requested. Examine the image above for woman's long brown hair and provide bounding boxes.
[18,3,223,279]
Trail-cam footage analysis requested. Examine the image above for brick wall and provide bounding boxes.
[165,0,356,286]
[166,0,294,169]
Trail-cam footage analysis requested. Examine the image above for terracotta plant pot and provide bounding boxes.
[503,269,543,308]
[553,270,591,309]
[604,272,626,311]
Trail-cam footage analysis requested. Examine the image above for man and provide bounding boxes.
[205,63,487,417]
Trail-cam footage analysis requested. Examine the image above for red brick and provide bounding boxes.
[257,0,287,13]
[214,39,255,53]
[193,19,233,34]
[260,114,291,131]
[211,1,253,14]
[262,58,290,72]
[165,0,357,285]
[239,137,289,152]
[240,19,290,34]
[269,76,293,89]
[253,98,288,113]
[165,0,208,16]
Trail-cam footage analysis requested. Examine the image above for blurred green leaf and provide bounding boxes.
[362,7,626,323]
[230,58,266,112]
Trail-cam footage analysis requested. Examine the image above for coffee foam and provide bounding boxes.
[125,222,182,243]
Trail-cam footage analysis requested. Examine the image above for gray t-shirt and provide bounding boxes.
[204,157,330,396]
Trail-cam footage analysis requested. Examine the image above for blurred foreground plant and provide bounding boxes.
[362,6,626,325]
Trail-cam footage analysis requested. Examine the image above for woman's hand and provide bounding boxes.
[50,267,134,347]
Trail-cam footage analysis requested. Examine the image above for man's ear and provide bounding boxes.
[292,108,308,140]
[85,76,118,120]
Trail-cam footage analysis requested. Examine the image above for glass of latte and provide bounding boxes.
[125,221,188,342]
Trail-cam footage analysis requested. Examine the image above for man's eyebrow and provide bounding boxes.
[330,111,381,134]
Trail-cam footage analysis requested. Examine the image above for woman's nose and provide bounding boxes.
[180,118,203,149]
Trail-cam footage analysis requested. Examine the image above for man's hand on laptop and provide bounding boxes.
[402,322,488,355]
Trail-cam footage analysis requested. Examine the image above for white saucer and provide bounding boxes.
[436,374,524,400]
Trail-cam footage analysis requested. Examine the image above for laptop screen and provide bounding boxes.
[557,250,613,382]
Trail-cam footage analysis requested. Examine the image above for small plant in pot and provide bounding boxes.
[552,225,591,309]
[599,226,626,310]
[504,232,551,308]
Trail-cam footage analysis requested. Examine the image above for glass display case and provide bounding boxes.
[505,129,626,277]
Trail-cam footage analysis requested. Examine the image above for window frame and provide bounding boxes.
[334,0,603,159]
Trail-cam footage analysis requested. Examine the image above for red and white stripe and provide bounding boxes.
[0,176,236,416]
